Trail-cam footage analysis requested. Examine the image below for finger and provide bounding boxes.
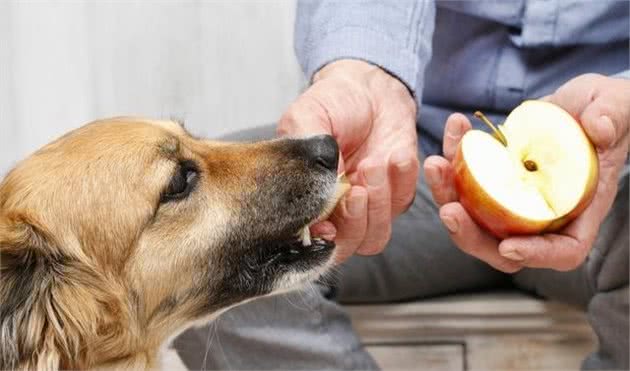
[544,74,629,150]
[501,175,614,271]
[338,153,346,175]
[443,113,472,161]
[389,146,420,216]
[580,101,618,150]
[439,202,522,273]
[309,220,336,241]
[424,155,458,206]
[277,94,331,138]
[544,75,597,120]
[498,234,587,271]
[330,186,368,263]
[356,161,392,255]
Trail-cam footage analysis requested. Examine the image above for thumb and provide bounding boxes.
[580,104,617,150]
[277,94,332,138]
[278,93,346,175]
[542,74,629,151]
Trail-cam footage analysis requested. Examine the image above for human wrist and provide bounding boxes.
[313,59,380,82]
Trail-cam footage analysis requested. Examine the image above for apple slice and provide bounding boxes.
[453,100,598,239]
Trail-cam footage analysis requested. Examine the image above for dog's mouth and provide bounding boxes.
[212,172,350,301]
[240,173,350,284]
[296,173,350,248]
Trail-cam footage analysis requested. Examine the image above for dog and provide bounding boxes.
[0,117,348,369]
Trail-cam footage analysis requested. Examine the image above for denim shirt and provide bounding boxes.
[295,0,630,155]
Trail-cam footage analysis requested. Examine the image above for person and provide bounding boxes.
[175,1,629,369]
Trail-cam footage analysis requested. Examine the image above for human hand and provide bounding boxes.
[278,59,418,263]
[424,73,630,272]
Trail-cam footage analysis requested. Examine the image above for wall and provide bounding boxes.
[0,0,304,176]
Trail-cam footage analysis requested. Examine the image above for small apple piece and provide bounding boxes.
[453,100,599,239]
[317,172,351,222]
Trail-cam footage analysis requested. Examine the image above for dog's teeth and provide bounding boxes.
[300,227,312,246]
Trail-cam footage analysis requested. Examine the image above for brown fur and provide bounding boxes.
[0,117,340,369]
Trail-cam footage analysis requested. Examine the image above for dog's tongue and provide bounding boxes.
[310,221,336,241]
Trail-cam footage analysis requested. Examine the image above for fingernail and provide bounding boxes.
[347,193,365,217]
[364,165,386,187]
[501,250,525,262]
[441,215,459,233]
[424,165,441,186]
[597,115,616,148]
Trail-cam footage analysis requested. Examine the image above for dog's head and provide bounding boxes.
[0,118,346,369]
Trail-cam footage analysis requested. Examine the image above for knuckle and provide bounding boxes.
[392,182,417,204]
[368,193,391,212]
[570,73,606,89]
[278,108,299,134]
[393,191,416,214]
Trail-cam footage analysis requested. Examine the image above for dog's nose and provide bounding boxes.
[304,135,339,171]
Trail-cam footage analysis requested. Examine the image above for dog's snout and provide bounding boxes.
[305,135,339,171]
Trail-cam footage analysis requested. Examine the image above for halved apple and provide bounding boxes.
[453,100,598,239]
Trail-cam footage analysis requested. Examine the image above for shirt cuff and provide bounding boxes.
[302,26,424,94]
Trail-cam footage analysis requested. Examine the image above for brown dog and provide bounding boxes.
[0,117,346,369]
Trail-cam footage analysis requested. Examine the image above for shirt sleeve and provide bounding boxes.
[614,70,630,80]
[294,0,435,95]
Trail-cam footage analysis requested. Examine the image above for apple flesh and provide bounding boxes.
[453,100,598,239]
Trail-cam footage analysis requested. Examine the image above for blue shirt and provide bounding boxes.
[295,0,630,155]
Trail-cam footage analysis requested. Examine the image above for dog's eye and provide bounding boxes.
[161,161,199,203]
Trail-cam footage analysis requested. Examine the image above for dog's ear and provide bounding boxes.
[0,212,87,370]
[0,212,131,369]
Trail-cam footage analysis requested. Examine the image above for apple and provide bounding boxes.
[452,100,599,239]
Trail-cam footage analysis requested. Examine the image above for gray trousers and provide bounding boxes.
[174,125,629,370]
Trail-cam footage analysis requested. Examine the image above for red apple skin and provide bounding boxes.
[452,141,552,239]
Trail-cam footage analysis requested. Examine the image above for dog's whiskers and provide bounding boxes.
[201,319,217,370]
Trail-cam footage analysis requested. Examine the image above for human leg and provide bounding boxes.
[513,167,629,369]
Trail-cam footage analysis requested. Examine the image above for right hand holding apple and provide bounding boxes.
[424,73,630,273]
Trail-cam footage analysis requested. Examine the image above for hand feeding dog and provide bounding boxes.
[0,117,350,370]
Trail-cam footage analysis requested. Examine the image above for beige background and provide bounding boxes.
[0,0,303,176]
